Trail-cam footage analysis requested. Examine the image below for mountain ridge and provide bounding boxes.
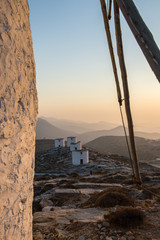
[78,125,160,143]
[40,116,117,133]
[36,118,76,139]
[85,135,160,162]
[36,118,160,143]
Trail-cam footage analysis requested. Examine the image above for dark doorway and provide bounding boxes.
[80,159,83,165]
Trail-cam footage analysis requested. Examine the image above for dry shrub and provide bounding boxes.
[83,187,134,208]
[95,191,134,208]
[81,191,100,207]
[105,206,145,228]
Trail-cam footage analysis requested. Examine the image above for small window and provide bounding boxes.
[75,147,77,150]
[80,159,83,165]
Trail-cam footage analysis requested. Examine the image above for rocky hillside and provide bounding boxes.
[33,145,160,240]
[85,136,160,162]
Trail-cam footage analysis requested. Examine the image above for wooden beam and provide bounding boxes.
[108,0,113,19]
[114,0,141,184]
[99,0,122,105]
[116,0,160,83]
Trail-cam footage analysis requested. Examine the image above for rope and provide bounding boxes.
[119,104,134,173]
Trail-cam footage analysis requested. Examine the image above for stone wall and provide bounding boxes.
[0,0,38,239]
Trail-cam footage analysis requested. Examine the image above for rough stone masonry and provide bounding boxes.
[0,1,38,239]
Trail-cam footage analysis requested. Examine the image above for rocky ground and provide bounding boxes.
[33,147,160,240]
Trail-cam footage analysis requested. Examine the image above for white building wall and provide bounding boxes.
[70,142,82,151]
[72,150,89,165]
[55,139,65,148]
[67,137,77,147]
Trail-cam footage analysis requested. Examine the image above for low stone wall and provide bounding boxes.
[0,0,38,239]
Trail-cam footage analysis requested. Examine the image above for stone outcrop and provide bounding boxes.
[0,1,38,239]
[33,146,160,239]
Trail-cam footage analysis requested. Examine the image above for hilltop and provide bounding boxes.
[79,126,160,144]
[85,135,160,163]
[36,118,76,139]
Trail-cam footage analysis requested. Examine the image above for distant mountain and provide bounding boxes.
[78,126,160,144]
[40,116,117,134]
[85,136,160,162]
[36,118,76,139]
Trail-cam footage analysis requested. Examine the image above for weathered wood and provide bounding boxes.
[108,0,113,19]
[114,0,141,184]
[116,0,160,83]
[100,0,122,105]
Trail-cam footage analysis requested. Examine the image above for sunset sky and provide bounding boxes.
[28,0,160,132]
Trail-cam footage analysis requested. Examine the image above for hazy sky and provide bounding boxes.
[28,0,160,132]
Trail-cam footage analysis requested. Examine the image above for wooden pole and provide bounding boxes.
[100,0,135,177]
[115,0,160,83]
[108,0,113,20]
[99,0,122,105]
[114,0,141,184]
